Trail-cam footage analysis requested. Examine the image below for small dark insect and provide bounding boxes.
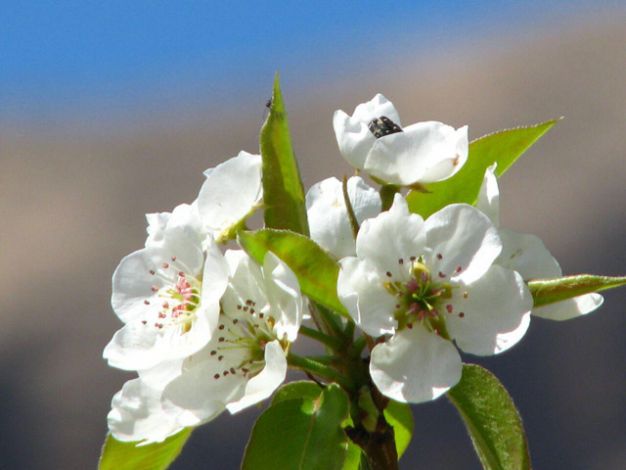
[368,116,403,138]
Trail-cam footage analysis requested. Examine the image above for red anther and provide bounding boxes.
[141,320,147,325]
[455,266,463,273]
[398,258,404,265]
[459,312,465,318]
[386,271,392,277]
[213,373,220,379]
[158,312,166,319]
[149,270,156,275]
[436,253,443,260]
[151,285,158,292]
[144,300,150,305]
[162,262,169,269]
[410,256,417,261]
[178,271,185,277]
[171,256,177,262]
[438,271,446,278]
[446,304,453,313]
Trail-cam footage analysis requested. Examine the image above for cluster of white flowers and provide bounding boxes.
[104,152,304,444]
[104,93,603,444]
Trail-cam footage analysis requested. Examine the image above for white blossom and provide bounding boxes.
[333,94,468,185]
[306,176,381,258]
[478,164,604,320]
[338,194,532,403]
[103,222,229,372]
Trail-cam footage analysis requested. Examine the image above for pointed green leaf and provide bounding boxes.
[98,429,192,470]
[529,274,626,308]
[383,400,413,458]
[238,229,349,317]
[407,119,558,218]
[242,384,352,470]
[447,365,530,470]
[261,74,309,235]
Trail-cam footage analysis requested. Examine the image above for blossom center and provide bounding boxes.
[384,256,455,337]
[368,116,403,138]
[143,256,201,333]
[209,297,285,381]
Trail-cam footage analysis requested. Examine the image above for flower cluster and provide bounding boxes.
[103,92,605,448]
[104,152,304,444]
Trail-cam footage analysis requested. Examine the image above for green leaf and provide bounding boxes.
[407,119,558,218]
[447,364,530,470]
[272,380,324,405]
[98,429,192,470]
[529,274,626,308]
[238,228,349,317]
[260,74,309,235]
[383,400,413,458]
[242,384,352,470]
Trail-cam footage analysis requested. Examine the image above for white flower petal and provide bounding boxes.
[370,326,462,404]
[226,340,288,414]
[447,265,532,356]
[533,293,604,321]
[476,163,500,226]
[145,203,203,249]
[103,307,214,371]
[103,322,161,371]
[201,238,230,333]
[262,252,303,342]
[355,194,425,278]
[108,378,183,445]
[138,359,185,390]
[365,122,468,185]
[197,151,262,237]
[338,257,397,336]
[162,350,245,427]
[306,176,381,258]
[497,228,562,280]
[423,204,501,285]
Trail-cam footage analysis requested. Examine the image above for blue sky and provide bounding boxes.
[0,0,613,122]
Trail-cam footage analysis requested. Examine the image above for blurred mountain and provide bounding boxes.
[0,12,624,470]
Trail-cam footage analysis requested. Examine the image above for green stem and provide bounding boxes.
[351,335,367,357]
[316,303,346,339]
[299,325,343,350]
[342,175,360,239]
[287,353,351,388]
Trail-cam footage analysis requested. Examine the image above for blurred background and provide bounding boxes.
[1,1,625,468]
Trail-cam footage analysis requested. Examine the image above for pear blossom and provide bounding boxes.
[158,250,303,431]
[197,151,263,241]
[306,176,381,258]
[478,164,604,320]
[337,194,532,403]
[103,223,229,372]
[333,94,468,186]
